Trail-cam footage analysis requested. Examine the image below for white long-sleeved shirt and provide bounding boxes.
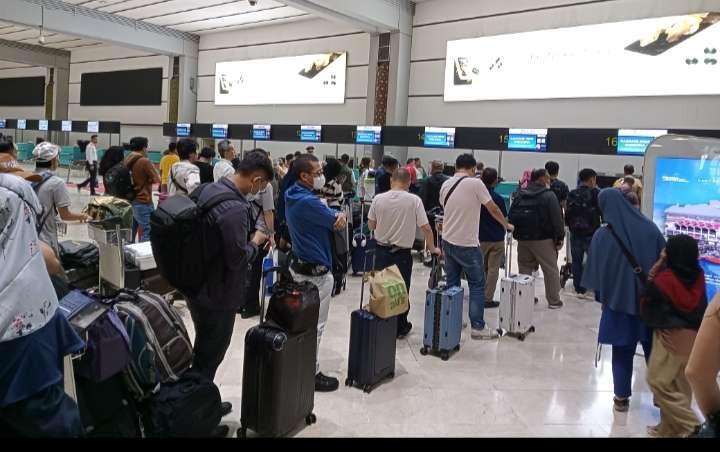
[85,142,97,164]
[213,158,235,182]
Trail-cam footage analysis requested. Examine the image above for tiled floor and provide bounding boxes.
[47,165,680,437]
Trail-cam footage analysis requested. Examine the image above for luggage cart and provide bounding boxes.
[88,223,131,296]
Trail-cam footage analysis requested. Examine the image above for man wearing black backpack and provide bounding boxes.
[125,137,159,242]
[153,152,271,429]
[565,168,601,299]
[508,168,565,309]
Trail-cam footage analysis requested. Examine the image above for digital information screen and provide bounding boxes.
[300,125,322,142]
[38,120,48,131]
[0,119,5,129]
[508,128,547,151]
[356,126,382,145]
[176,123,191,137]
[617,129,667,155]
[17,119,26,130]
[253,124,271,140]
[652,157,720,301]
[424,127,456,148]
[212,123,228,139]
[87,121,99,133]
[61,120,72,132]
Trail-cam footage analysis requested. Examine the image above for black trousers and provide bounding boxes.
[77,162,97,194]
[245,245,270,312]
[187,303,236,382]
[374,245,412,332]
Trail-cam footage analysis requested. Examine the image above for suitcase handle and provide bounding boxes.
[359,249,376,311]
[505,232,513,278]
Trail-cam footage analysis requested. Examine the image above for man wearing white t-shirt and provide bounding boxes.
[368,168,440,338]
[439,154,513,340]
[77,134,98,195]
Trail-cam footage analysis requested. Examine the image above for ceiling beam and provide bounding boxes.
[3,0,199,56]
[0,37,70,69]
[283,0,414,35]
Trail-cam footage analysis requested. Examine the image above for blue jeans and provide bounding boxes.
[570,233,592,293]
[443,240,486,330]
[131,202,154,243]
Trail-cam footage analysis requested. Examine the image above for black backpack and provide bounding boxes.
[565,188,598,236]
[150,183,240,297]
[105,156,140,202]
[508,189,550,241]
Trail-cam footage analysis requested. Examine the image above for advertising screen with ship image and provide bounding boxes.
[444,12,720,101]
[215,52,347,105]
[652,156,720,300]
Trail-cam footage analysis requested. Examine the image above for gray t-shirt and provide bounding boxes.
[248,184,274,234]
[34,171,71,256]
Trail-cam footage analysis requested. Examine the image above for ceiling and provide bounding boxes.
[0,0,312,51]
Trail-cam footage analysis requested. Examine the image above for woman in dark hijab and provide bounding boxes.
[644,234,706,437]
[583,188,666,413]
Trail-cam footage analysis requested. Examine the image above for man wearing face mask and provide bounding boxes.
[184,151,271,430]
[285,154,347,392]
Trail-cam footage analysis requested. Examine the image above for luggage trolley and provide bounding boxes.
[88,222,131,296]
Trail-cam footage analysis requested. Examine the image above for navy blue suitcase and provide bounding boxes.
[345,250,396,392]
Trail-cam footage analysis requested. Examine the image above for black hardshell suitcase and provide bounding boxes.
[238,267,319,438]
[345,250,396,392]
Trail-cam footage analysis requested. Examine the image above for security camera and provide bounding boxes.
[248,0,257,5]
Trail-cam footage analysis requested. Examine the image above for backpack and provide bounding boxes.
[508,189,551,241]
[140,371,222,438]
[114,289,193,401]
[149,183,241,297]
[105,156,141,201]
[31,171,55,233]
[565,188,598,236]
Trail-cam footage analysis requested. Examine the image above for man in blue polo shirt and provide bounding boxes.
[479,167,508,309]
[285,154,347,392]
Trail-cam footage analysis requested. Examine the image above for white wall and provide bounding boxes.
[409,0,720,180]
[66,45,171,151]
[0,60,47,141]
[196,17,371,159]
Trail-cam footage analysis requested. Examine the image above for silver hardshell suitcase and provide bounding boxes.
[498,234,536,341]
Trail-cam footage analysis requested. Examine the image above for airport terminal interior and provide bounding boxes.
[2,0,720,439]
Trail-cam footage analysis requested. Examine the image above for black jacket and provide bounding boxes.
[518,182,565,241]
[420,172,449,212]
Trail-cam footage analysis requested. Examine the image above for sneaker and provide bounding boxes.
[484,301,500,309]
[315,372,339,392]
[470,327,499,340]
[397,322,412,339]
[548,302,564,310]
[613,396,629,412]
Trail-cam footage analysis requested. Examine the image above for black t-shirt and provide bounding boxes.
[194,161,214,184]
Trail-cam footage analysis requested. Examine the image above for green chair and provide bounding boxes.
[58,148,74,167]
[148,151,162,165]
[97,148,106,161]
[496,181,518,212]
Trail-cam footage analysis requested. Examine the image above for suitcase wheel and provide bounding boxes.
[419,347,429,356]
[388,372,395,379]
[363,384,372,393]
[237,427,247,438]
[454,344,460,352]
[345,378,353,387]
[529,326,536,333]
[518,334,526,342]
[440,350,450,361]
[305,413,317,425]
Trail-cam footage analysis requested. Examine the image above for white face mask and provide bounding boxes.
[313,175,326,190]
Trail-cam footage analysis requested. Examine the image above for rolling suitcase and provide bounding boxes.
[498,234,536,341]
[238,267,318,438]
[345,250,397,393]
[420,258,464,361]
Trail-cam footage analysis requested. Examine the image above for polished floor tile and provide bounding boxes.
[47,168,686,437]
